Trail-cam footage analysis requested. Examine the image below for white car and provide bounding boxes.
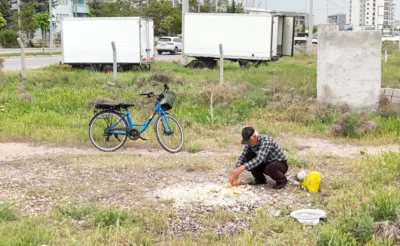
[156,36,182,55]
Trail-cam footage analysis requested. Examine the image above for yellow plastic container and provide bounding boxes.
[301,171,321,193]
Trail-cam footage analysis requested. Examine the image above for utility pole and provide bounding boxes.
[17,0,21,38]
[181,0,188,65]
[49,0,53,54]
[307,0,313,52]
[215,0,217,12]
[326,0,328,24]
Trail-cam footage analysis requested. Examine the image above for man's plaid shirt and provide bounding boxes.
[235,135,287,171]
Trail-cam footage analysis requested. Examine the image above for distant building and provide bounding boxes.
[328,13,346,31]
[243,8,310,32]
[348,0,396,31]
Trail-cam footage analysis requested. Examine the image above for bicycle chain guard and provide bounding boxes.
[128,128,140,140]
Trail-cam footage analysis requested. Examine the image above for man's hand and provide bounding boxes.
[229,166,245,185]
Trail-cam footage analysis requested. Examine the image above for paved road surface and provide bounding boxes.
[2,54,181,71]
[0,48,62,55]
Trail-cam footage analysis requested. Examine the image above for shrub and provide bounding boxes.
[0,30,19,48]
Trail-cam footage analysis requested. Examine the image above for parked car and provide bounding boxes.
[156,36,182,55]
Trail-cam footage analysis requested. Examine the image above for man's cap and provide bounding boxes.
[241,126,255,144]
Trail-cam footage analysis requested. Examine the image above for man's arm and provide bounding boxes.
[235,145,248,168]
[243,140,272,170]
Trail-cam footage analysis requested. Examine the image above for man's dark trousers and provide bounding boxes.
[244,150,288,184]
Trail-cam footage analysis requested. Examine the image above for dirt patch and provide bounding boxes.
[292,137,400,158]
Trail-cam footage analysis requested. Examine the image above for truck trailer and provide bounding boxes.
[61,17,155,72]
[182,13,295,69]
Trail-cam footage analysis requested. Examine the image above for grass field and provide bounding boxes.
[0,53,399,245]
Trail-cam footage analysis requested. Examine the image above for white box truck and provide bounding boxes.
[61,17,154,72]
[183,13,295,69]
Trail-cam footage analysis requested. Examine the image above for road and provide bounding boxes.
[0,48,62,55]
[2,54,181,71]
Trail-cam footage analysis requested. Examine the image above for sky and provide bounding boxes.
[260,0,400,24]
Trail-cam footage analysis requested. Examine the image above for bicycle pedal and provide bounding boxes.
[139,136,147,141]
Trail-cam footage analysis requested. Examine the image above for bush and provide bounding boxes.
[317,227,358,246]
[339,212,375,243]
[368,191,400,222]
[0,30,19,48]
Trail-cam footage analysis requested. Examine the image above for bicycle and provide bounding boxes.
[88,84,184,153]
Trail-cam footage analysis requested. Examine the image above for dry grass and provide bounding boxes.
[332,112,378,137]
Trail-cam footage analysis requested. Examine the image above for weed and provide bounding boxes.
[18,92,35,103]
[0,202,16,222]
[375,219,400,243]
[284,148,308,168]
[356,151,400,186]
[332,112,378,137]
[188,144,201,153]
[367,191,400,222]
[0,217,53,245]
[338,211,375,243]
[316,226,358,246]
[206,89,218,126]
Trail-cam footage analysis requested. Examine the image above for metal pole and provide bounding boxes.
[215,0,217,12]
[17,0,21,38]
[49,0,53,54]
[385,49,388,63]
[17,38,26,79]
[111,41,117,82]
[307,0,313,52]
[181,0,189,65]
[398,36,400,52]
[219,44,223,86]
[198,0,200,12]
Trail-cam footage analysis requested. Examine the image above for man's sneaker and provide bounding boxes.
[272,180,288,189]
[248,180,267,185]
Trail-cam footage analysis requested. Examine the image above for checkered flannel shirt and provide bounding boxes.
[235,135,287,171]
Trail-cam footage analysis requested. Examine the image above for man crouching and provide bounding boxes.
[229,126,289,189]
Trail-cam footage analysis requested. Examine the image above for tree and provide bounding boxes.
[33,11,49,51]
[86,0,104,17]
[144,0,181,35]
[18,0,58,12]
[227,0,244,13]
[161,16,174,36]
[97,0,140,17]
[0,0,12,27]
[313,25,318,34]
[19,2,37,47]
[300,24,306,33]
[0,13,6,29]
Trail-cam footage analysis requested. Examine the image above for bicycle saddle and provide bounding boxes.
[95,102,135,109]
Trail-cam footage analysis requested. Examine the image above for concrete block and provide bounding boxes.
[317,29,381,112]
[391,96,400,104]
[393,89,400,97]
[380,88,386,95]
[384,88,393,96]
[385,95,392,102]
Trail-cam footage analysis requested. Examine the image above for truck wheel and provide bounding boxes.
[103,66,113,74]
[84,65,96,72]
[192,60,206,69]
[238,60,249,69]
[171,47,178,55]
[158,50,163,55]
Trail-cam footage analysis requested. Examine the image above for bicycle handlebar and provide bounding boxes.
[139,83,169,99]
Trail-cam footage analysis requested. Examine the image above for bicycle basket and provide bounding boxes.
[160,91,176,111]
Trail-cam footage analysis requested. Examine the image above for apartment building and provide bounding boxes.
[348,0,396,31]
[328,13,346,31]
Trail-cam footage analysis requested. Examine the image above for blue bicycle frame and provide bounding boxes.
[106,101,172,135]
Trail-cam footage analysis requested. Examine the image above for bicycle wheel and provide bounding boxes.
[154,113,184,153]
[88,111,128,152]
